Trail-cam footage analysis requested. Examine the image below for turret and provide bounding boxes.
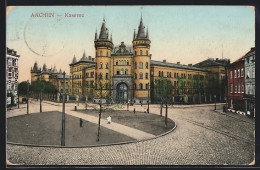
[132,16,151,103]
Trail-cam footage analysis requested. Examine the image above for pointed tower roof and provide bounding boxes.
[32,61,38,71]
[53,65,57,73]
[80,50,88,61]
[71,55,77,64]
[95,29,98,40]
[136,16,146,39]
[42,63,47,72]
[59,68,62,73]
[133,29,136,40]
[99,19,108,40]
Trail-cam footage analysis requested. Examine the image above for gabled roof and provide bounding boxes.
[244,47,255,58]
[150,60,208,72]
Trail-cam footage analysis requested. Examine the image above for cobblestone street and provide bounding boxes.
[6,100,255,165]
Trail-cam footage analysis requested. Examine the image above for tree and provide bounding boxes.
[17,81,30,108]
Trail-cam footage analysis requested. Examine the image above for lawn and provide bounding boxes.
[7,111,135,147]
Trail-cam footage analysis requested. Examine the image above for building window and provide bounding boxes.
[134,73,137,79]
[125,69,128,75]
[145,73,148,79]
[134,83,136,89]
[117,69,120,75]
[106,73,109,80]
[134,62,137,69]
[116,61,118,65]
[100,51,103,56]
[145,62,148,69]
[139,73,143,79]
[177,73,179,78]
[127,60,129,65]
[162,71,164,77]
[86,73,89,78]
[99,73,103,79]
[99,62,103,69]
[230,84,233,93]
[140,50,142,55]
[105,63,108,69]
[169,72,172,77]
[91,72,94,78]
[174,81,177,87]
[121,69,124,75]
[238,69,240,78]
[234,70,237,78]
[247,70,250,78]
[86,81,89,87]
[247,58,249,64]
[158,71,161,77]
[135,51,137,56]
[241,83,244,93]
[106,51,108,56]
[96,51,98,57]
[238,83,240,93]
[139,83,143,90]
[139,62,143,69]
[234,84,237,93]
[253,69,255,78]
[230,71,232,79]
[146,83,149,90]
[174,73,176,78]
[146,50,148,55]
[241,69,244,77]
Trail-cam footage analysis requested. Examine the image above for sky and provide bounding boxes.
[6,6,255,83]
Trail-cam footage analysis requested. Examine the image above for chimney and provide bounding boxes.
[163,59,166,63]
[216,58,219,61]
[88,56,91,60]
[177,62,180,65]
[188,64,192,67]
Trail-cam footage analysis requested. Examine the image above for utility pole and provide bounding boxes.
[147,83,149,113]
[61,72,66,146]
[97,82,102,142]
[27,80,29,114]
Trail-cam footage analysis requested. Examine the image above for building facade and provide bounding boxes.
[68,17,229,104]
[227,57,246,113]
[244,47,255,117]
[6,47,20,105]
[31,62,70,95]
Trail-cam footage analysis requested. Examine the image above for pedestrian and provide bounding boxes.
[134,108,135,114]
[74,103,77,111]
[80,118,83,127]
[107,116,111,124]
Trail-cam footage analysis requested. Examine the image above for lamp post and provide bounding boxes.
[214,94,216,110]
[27,80,29,114]
[61,71,66,146]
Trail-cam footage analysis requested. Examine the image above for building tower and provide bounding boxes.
[94,19,114,101]
[31,61,41,82]
[133,16,151,104]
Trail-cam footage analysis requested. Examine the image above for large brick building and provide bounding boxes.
[68,17,229,104]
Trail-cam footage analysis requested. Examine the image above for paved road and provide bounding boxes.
[6,100,255,165]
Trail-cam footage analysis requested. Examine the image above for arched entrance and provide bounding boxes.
[116,83,128,103]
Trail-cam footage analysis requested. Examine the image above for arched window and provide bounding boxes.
[106,73,109,79]
[139,62,143,69]
[119,60,121,65]
[134,62,137,69]
[125,69,128,75]
[145,73,148,79]
[146,83,149,90]
[139,83,143,90]
[145,62,148,69]
[124,60,126,65]
[159,71,161,77]
[146,50,148,55]
[139,72,143,79]
[134,73,137,79]
[99,73,103,79]
[105,63,108,69]
[121,68,124,75]
[117,69,120,75]
[116,61,118,65]
[100,51,103,56]
[99,62,103,69]
[140,50,142,55]
[127,60,129,65]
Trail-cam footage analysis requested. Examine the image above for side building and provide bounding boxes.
[227,57,245,113]
[30,62,70,100]
[244,47,255,117]
[6,47,20,106]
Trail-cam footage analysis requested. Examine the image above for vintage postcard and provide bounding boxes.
[6,5,255,166]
